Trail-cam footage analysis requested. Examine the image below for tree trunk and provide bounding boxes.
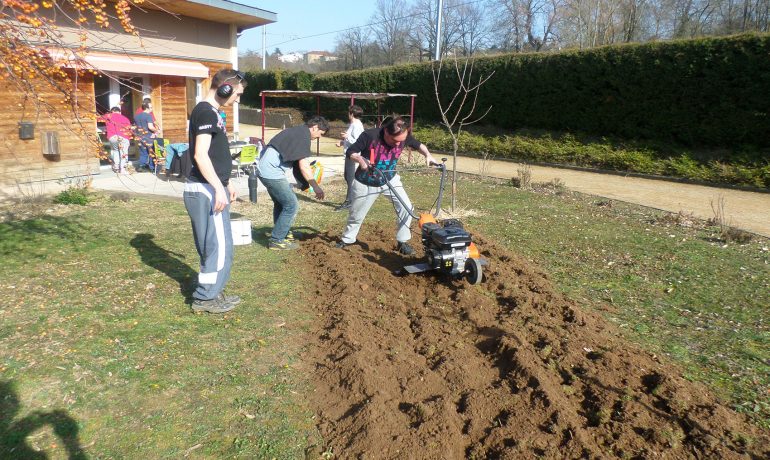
[451,135,458,211]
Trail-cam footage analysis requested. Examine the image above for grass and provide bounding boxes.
[0,195,322,458]
[0,171,768,457]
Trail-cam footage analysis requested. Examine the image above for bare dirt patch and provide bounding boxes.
[298,224,769,459]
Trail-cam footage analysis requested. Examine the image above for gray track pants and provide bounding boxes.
[343,157,357,202]
[340,174,413,244]
[184,182,233,301]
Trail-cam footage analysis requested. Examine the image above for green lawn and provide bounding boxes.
[0,194,322,458]
[0,173,767,457]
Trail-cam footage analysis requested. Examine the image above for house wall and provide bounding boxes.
[0,71,99,188]
[154,61,235,144]
[36,6,231,63]
[3,4,247,189]
[0,60,241,188]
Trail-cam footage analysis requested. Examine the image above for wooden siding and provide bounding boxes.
[155,62,240,143]
[153,75,188,143]
[0,60,246,188]
[0,71,98,187]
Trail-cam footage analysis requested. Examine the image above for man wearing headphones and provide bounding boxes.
[184,69,246,313]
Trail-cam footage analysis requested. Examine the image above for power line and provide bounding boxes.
[263,0,487,50]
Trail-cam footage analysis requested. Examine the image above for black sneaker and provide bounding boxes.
[217,292,241,306]
[334,201,351,212]
[269,239,299,250]
[335,240,349,249]
[397,241,415,255]
[192,297,236,314]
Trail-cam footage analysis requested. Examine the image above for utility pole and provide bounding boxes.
[262,25,267,70]
[434,0,444,60]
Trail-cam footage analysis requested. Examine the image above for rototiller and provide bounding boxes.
[370,158,487,285]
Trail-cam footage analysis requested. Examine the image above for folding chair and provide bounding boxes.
[233,144,259,180]
[151,138,171,192]
[151,138,170,175]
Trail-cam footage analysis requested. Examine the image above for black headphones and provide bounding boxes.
[216,71,245,99]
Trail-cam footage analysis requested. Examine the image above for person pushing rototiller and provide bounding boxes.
[335,115,437,255]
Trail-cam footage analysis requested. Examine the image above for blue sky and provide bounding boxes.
[237,1,378,55]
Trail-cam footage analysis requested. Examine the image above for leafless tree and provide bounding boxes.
[408,0,466,59]
[493,0,560,51]
[665,0,719,38]
[456,1,492,55]
[440,0,468,55]
[432,57,495,211]
[371,0,411,65]
[710,0,770,33]
[334,28,370,70]
[239,50,264,71]
[308,0,767,72]
[407,0,440,61]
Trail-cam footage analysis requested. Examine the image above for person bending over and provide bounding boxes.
[258,116,329,250]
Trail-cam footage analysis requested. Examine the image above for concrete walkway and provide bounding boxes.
[88,154,348,201]
[446,156,770,237]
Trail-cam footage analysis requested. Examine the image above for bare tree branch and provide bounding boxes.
[432,54,494,211]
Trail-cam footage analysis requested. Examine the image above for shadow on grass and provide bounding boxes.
[253,225,322,248]
[296,192,337,209]
[0,380,87,459]
[129,233,196,303]
[0,215,90,259]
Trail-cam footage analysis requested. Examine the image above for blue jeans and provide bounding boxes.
[138,138,154,168]
[259,176,298,241]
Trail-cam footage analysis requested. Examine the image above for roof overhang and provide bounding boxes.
[50,50,210,78]
[144,0,276,30]
[259,90,417,100]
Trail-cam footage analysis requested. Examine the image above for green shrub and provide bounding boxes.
[286,71,314,91]
[242,34,770,187]
[412,125,769,188]
[314,34,770,149]
[54,186,90,205]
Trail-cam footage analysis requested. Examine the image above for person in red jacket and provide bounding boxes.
[100,107,132,173]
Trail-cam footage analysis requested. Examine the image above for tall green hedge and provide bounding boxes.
[245,34,769,149]
[241,70,315,111]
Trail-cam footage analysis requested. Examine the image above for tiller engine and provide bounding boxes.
[373,158,487,285]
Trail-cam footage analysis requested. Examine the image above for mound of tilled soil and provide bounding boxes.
[298,225,769,459]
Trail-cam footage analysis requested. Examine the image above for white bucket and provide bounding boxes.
[231,219,252,245]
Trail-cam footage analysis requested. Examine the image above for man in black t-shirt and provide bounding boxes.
[336,115,437,255]
[183,69,246,314]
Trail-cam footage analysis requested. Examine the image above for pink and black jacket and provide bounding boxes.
[346,128,422,187]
